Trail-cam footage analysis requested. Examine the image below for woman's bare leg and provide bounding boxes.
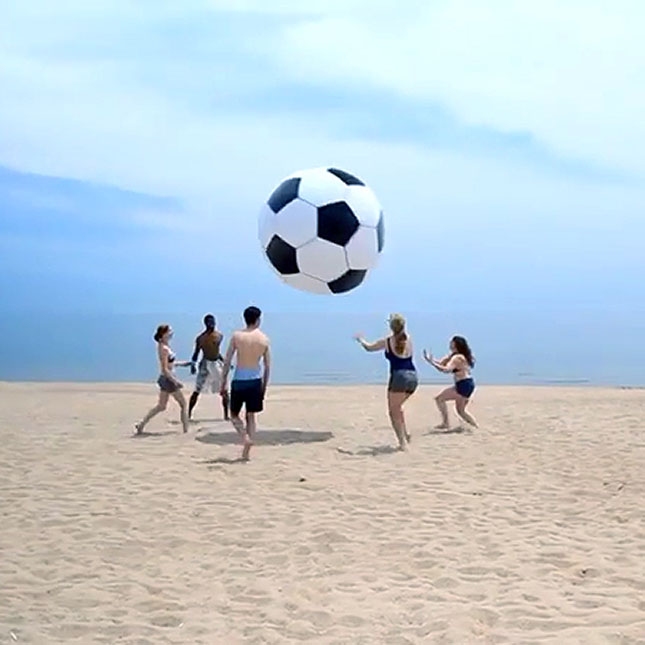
[388,391,409,450]
[400,391,414,442]
[434,386,458,429]
[172,390,189,433]
[135,392,169,433]
[455,397,478,428]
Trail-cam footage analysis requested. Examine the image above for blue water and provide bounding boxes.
[1,310,643,387]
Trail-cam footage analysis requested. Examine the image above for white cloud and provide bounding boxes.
[1,0,643,234]
[269,0,645,175]
[2,0,643,196]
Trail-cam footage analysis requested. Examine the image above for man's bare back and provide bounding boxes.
[232,328,269,370]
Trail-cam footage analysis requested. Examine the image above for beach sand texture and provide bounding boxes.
[1,383,644,644]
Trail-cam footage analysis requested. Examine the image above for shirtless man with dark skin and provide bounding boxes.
[188,314,229,420]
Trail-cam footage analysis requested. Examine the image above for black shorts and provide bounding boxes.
[230,379,264,416]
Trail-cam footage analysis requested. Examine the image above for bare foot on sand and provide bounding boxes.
[241,435,254,461]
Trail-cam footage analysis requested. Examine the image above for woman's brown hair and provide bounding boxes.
[154,324,170,343]
[451,335,475,367]
[389,314,408,355]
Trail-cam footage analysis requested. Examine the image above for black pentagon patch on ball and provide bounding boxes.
[327,167,365,186]
[267,177,300,213]
[318,202,359,246]
[266,235,298,275]
[377,211,385,252]
[328,269,367,294]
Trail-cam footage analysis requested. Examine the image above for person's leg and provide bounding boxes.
[387,391,408,450]
[455,396,478,428]
[434,386,457,429]
[172,390,189,433]
[241,380,263,460]
[221,391,230,421]
[229,383,246,436]
[135,391,169,433]
[188,391,199,419]
[241,411,256,461]
[400,391,414,443]
[210,362,229,421]
[190,360,209,420]
[230,413,245,436]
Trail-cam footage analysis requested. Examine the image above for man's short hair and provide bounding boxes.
[243,306,261,326]
[204,314,215,326]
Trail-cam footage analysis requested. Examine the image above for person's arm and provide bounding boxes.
[423,350,459,373]
[262,343,271,394]
[190,337,201,374]
[354,335,386,352]
[219,334,236,394]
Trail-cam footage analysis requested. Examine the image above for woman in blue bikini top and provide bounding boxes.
[423,335,478,431]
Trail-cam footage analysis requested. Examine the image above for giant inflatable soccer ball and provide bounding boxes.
[259,167,384,294]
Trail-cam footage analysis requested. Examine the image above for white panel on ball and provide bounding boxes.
[345,226,379,270]
[297,168,348,206]
[258,204,276,248]
[343,185,381,227]
[282,272,331,295]
[297,238,349,282]
[274,199,317,248]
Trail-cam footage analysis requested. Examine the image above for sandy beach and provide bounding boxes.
[0,382,644,644]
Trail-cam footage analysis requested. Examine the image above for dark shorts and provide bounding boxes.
[388,369,418,394]
[230,379,264,416]
[157,374,181,393]
[455,378,475,399]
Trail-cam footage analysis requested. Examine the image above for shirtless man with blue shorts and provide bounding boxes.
[220,306,271,461]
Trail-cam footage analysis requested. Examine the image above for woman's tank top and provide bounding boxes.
[384,338,415,373]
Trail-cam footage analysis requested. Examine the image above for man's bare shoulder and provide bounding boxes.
[255,329,270,345]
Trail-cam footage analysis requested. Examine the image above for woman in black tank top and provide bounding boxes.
[355,313,418,451]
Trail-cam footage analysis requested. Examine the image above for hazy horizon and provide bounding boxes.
[2,308,643,387]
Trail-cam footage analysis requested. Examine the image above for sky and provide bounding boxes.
[1,0,645,316]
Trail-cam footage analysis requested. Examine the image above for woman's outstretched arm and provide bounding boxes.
[354,335,387,352]
[423,350,458,373]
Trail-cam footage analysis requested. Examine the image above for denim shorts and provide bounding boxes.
[157,374,181,393]
[388,370,418,394]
